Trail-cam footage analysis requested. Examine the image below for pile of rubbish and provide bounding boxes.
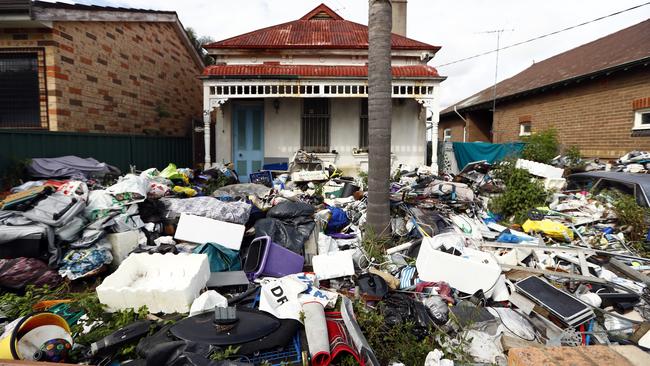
[553,150,650,174]
[1,152,650,365]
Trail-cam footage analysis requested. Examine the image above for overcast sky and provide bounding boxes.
[49,0,650,108]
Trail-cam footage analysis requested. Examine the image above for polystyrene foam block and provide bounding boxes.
[515,159,564,179]
[106,230,140,268]
[312,250,355,280]
[96,253,210,313]
[174,213,245,250]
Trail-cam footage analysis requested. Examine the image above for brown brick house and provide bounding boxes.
[0,1,203,136]
[439,19,650,159]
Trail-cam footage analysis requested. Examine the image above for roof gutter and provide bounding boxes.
[199,75,447,81]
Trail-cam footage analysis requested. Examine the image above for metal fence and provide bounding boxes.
[0,130,193,177]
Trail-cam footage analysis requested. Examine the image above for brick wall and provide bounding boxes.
[1,21,202,136]
[439,111,492,142]
[438,116,465,142]
[491,67,650,158]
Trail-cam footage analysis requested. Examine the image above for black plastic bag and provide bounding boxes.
[253,202,315,254]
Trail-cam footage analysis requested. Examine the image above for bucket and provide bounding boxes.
[0,312,71,360]
[244,236,304,280]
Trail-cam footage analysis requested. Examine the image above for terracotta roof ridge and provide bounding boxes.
[300,3,343,20]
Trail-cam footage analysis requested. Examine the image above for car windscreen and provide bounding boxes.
[593,179,635,196]
[566,176,597,191]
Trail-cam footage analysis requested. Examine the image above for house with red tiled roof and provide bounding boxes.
[439,19,650,160]
[200,3,445,176]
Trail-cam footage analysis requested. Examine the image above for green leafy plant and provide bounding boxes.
[607,191,650,254]
[201,173,231,195]
[521,128,560,164]
[210,346,241,361]
[564,145,586,172]
[0,284,150,361]
[352,301,472,364]
[0,284,69,319]
[357,170,368,191]
[565,145,581,165]
[313,183,325,198]
[360,226,391,267]
[489,161,548,223]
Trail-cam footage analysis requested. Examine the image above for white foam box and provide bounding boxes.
[174,213,245,250]
[96,253,210,313]
[515,158,564,179]
[106,230,140,268]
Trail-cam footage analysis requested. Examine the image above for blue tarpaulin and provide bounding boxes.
[452,142,525,170]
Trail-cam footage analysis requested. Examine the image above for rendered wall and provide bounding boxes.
[213,98,426,173]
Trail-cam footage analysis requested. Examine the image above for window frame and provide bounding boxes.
[300,98,331,153]
[632,108,650,131]
[0,48,48,129]
[443,128,452,142]
[359,99,368,151]
[519,122,532,137]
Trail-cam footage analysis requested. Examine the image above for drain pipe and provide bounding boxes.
[454,106,468,142]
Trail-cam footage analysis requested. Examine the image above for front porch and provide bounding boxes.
[201,78,441,178]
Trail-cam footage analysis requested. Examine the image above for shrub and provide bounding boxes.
[521,128,560,164]
[489,161,549,223]
[353,301,472,365]
[608,191,649,254]
[564,145,581,165]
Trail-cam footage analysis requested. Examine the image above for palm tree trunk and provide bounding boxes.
[367,0,392,236]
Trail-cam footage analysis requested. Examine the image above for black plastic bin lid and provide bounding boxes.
[170,307,280,346]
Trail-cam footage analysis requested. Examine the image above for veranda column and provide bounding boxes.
[203,97,228,170]
[417,98,439,173]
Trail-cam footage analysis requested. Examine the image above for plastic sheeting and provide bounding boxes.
[452,142,525,170]
[27,155,119,179]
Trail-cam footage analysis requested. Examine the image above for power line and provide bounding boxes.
[435,1,650,68]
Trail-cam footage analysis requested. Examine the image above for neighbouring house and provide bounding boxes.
[200,3,444,178]
[439,18,650,159]
[0,0,203,136]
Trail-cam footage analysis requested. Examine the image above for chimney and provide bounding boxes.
[391,0,407,36]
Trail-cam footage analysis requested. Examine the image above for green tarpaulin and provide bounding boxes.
[452,142,525,170]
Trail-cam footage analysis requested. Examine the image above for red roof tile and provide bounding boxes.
[204,4,439,51]
[201,64,440,78]
[442,18,650,114]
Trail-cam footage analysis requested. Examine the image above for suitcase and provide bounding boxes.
[22,192,86,227]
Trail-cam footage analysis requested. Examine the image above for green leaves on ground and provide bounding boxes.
[352,301,472,365]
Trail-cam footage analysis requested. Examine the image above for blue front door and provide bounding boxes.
[233,104,264,183]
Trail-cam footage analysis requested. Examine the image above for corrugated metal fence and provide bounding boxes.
[0,130,193,175]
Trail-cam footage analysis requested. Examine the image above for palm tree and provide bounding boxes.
[366,0,392,236]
